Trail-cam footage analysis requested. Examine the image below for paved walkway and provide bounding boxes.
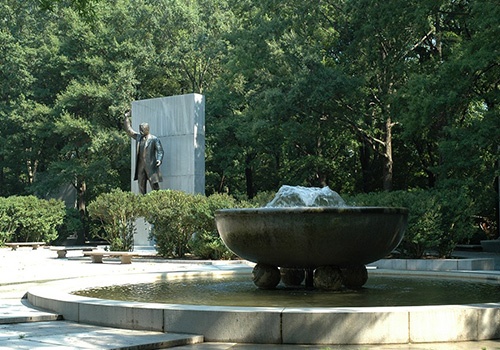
[2,247,500,349]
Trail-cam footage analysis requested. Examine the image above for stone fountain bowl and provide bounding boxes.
[215,207,408,269]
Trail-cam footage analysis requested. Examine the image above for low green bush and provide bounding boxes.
[141,190,246,259]
[141,190,203,258]
[345,189,475,258]
[0,195,65,244]
[87,189,142,251]
[0,197,18,245]
[188,193,243,259]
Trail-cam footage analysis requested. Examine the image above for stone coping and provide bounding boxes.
[370,257,495,271]
[481,240,500,253]
[27,268,500,345]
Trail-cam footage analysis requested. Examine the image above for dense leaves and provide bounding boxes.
[141,190,243,258]
[87,189,142,251]
[0,196,65,243]
[1,0,498,251]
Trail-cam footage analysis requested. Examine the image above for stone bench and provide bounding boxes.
[5,242,46,250]
[84,251,136,264]
[50,246,96,258]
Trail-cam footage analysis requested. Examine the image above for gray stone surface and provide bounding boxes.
[130,93,205,195]
[282,307,409,345]
[0,299,60,324]
[481,239,500,253]
[0,320,203,349]
[370,257,495,270]
[164,307,283,343]
[409,306,479,342]
[79,302,165,331]
[216,207,408,268]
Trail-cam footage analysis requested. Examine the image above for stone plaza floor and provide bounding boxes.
[2,247,500,349]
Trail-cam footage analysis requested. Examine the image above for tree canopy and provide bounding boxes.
[1,0,498,226]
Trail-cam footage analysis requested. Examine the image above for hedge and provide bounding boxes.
[345,189,476,258]
[0,195,65,244]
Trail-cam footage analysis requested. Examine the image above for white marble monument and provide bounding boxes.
[129,93,205,247]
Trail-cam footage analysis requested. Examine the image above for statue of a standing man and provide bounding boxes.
[124,111,164,194]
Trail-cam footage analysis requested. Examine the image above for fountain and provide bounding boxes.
[215,185,408,290]
[26,186,500,345]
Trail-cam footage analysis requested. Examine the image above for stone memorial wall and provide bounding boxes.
[130,93,205,247]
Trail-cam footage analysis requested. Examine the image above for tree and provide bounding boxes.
[208,0,362,197]
[336,0,446,191]
[35,0,99,19]
[0,1,61,196]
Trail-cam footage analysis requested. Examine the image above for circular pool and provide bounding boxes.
[73,272,500,308]
[27,266,500,345]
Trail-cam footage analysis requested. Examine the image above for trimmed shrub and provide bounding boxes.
[142,190,247,259]
[345,189,475,258]
[141,190,203,258]
[0,197,18,245]
[87,189,142,251]
[0,195,65,244]
[188,193,242,259]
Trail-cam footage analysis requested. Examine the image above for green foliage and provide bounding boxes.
[54,208,85,245]
[0,197,18,244]
[246,191,275,207]
[37,0,100,19]
[346,189,476,258]
[0,196,65,244]
[0,0,498,247]
[87,189,142,251]
[188,193,242,259]
[141,190,202,258]
[142,190,244,259]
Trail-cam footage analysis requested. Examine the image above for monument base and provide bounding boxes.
[134,217,154,248]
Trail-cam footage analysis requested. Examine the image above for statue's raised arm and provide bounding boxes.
[123,110,137,138]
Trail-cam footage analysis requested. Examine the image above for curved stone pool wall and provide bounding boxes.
[27,268,500,345]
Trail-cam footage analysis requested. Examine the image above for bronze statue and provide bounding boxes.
[124,111,164,194]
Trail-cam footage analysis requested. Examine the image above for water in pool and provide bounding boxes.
[73,274,500,307]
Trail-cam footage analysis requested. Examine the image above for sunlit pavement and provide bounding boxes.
[2,247,500,349]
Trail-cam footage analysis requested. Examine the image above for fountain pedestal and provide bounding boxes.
[216,206,408,290]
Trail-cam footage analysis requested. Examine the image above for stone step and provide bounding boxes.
[0,298,205,348]
[0,320,204,349]
[0,299,61,324]
[0,313,61,324]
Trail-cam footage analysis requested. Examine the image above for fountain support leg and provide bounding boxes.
[252,263,281,289]
[280,268,305,287]
[305,268,314,289]
[313,266,343,291]
[341,265,368,289]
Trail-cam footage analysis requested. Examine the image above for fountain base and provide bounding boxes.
[253,263,369,290]
[27,267,500,345]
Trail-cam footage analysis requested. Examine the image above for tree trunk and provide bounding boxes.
[76,178,87,219]
[382,117,393,191]
[359,139,376,193]
[245,155,254,199]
